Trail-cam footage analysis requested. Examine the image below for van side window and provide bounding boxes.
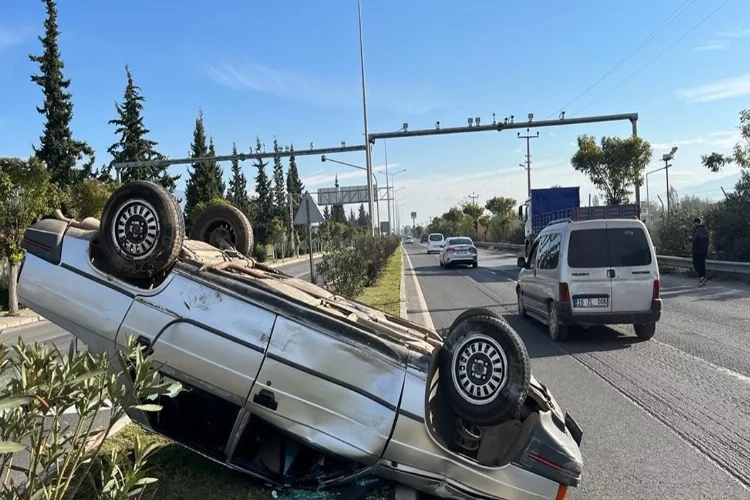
[536,234,551,269]
[538,233,562,270]
[529,235,546,269]
[608,227,652,266]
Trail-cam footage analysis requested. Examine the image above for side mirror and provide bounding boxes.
[517,256,527,269]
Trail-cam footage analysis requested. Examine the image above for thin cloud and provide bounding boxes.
[651,130,739,153]
[693,40,730,51]
[677,74,750,103]
[202,58,449,114]
[716,27,750,38]
[0,25,34,51]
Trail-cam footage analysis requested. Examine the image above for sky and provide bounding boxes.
[1,0,749,228]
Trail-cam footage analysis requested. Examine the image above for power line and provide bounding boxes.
[571,0,734,116]
[546,0,697,119]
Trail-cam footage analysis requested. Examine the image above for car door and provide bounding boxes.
[606,221,658,313]
[246,315,406,466]
[535,232,563,310]
[520,236,544,314]
[564,222,614,316]
[115,270,277,460]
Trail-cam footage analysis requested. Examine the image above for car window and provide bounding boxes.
[448,238,473,246]
[527,238,541,270]
[538,233,561,270]
[567,227,652,268]
[567,229,609,268]
[607,227,652,267]
[429,234,443,241]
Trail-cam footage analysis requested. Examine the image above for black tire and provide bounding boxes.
[449,307,501,333]
[440,315,531,426]
[472,262,478,268]
[99,181,184,280]
[547,302,569,341]
[190,203,254,256]
[634,322,656,340]
[517,289,527,318]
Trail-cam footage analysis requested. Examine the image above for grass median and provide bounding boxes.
[77,249,405,500]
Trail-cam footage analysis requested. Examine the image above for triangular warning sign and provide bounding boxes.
[294,192,325,225]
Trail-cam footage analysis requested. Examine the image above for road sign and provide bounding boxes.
[411,212,417,219]
[294,192,325,225]
[317,185,372,205]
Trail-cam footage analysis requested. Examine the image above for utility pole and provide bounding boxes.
[384,140,391,234]
[518,128,539,197]
[469,192,479,204]
[288,192,297,257]
[357,0,376,237]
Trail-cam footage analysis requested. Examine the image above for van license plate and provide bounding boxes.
[574,297,608,308]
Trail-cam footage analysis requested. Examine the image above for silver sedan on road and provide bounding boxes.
[17,181,583,500]
[440,237,479,268]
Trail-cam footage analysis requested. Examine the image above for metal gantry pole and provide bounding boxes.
[384,140,391,234]
[518,128,539,198]
[357,0,376,237]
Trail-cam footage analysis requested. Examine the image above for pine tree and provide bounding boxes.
[206,137,225,197]
[227,142,251,215]
[349,209,357,226]
[106,65,178,190]
[357,203,367,227]
[253,137,273,245]
[331,175,347,224]
[29,0,94,188]
[272,139,287,219]
[183,110,213,229]
[286,145,304,198]
[323,205,330,221]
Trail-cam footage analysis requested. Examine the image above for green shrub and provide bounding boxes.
[252,245,268,262]
[316,246,368,298]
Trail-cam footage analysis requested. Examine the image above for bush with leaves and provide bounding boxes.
[316,246,368,298]
[0,335,183,499]
[353,235,400,286]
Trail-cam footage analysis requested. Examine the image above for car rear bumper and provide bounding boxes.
[557,299,662,325]
[445,256,478,264]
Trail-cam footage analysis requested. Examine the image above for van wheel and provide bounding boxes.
[99,181,184,280]
[517,290,527,318]
[634,322,656,340]
[440,315,531,426]
[547,303,569,341]
[190,203,254,256]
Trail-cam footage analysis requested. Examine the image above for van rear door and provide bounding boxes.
[565,221,613,315]
[606,220,656,313]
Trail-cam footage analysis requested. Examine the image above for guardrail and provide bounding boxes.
[472,241,750,275]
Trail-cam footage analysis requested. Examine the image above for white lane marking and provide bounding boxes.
[402,249,436,331]
[488,270,497,275]
[653,339,750,386]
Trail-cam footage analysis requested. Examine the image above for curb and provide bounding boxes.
[0,314,48,335]
[266,252,323,268]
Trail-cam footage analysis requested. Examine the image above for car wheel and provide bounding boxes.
[448,307,502,333]
[547,302,568,341]
[440,314,531,426]
[472,262,478,268]
[99,181,184,280]
[633,322,656,340]
[517,289,527,318]
[190,203,254,255]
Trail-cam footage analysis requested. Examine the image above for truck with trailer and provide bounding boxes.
[518,186,641,257]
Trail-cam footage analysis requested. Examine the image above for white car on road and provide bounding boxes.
[516,217,662,341]
[439,237,478,268]
[426,233,445,254]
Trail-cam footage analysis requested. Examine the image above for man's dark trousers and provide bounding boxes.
[693,253,707,279]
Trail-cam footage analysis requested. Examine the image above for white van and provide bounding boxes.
[515,218,661,341]
[426,233,445,254]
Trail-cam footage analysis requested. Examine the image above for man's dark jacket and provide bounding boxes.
[692,224,709,255]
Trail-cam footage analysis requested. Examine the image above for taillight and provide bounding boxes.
[469,247,477,254]
[446,247,456,253]
[559,282,571,303]
[652,279,660,300]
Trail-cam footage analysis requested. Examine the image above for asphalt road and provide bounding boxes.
[402,243,750,500]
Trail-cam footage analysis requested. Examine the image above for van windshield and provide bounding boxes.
[429,234,443,241]
[567,227,652,268]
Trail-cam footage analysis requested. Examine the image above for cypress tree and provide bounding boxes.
[29,0,94,188]
[272,139,287,220]
[253,137,273,245]
[107,65,178,190]
[183,110,210,229]
[227,142,251,217]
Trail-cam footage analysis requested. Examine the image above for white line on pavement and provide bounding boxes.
[402,250,436,331]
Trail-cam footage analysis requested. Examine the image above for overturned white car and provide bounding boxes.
[17,181,583,499]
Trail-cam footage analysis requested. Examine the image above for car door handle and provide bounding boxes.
[253,389,278,411]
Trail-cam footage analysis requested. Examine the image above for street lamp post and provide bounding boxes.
[661,147,678,214]
[383,125,408,234]
[321,155,381,231]
[386,168,406,234]
[357,0,375,236]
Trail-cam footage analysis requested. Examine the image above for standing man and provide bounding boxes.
[692,217,709,287]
